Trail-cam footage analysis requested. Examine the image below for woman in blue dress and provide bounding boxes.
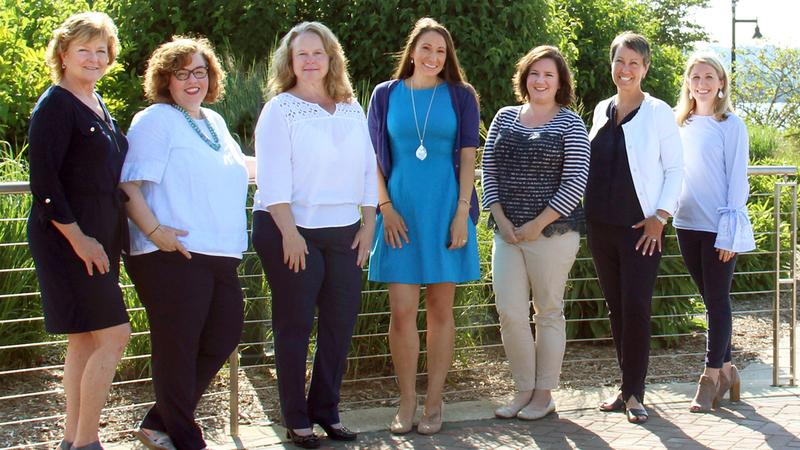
[367,17,480,436]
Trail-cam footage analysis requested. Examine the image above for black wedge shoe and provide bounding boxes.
[286,429,321,449]
[316,422,357,441]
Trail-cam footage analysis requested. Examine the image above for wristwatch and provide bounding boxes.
[654,214,668,226]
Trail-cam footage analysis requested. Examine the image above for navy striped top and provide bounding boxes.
[481,105,590,235]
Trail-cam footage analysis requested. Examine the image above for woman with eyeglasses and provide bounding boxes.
[120,36,255,450]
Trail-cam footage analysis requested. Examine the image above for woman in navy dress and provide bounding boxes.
[367,17,480,435]
[27,12,130,450]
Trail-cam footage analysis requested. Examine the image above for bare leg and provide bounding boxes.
[422,283,455,412]
[63,333,96,443]
[388,283,422,421]
[73,323,131,446]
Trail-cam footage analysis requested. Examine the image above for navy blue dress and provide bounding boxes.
[27,86,129,334]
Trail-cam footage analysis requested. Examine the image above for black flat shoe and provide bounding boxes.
[316,422,357,441]
[286,429,320,449]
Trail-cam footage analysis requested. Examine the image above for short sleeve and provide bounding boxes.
[122,106,173,184]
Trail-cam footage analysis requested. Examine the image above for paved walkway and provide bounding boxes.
[114,360,800,449]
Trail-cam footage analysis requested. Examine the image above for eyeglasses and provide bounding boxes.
[172,66,209,81]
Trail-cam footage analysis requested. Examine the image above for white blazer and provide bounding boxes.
[589,93,684,217]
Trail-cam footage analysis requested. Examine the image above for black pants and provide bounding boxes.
[587,220,663,403]
[253,211,362,429]
[677,228,736,368]
[126,251,244,450]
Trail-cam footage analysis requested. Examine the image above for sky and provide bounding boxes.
[689,0,799,50]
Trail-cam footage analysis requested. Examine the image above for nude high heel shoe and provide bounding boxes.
[717,365,741,403]
[417,401,444,435]
[389,396,417,434]
[689,375,719,412]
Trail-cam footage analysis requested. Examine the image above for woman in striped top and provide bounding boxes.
[481,45,590,420]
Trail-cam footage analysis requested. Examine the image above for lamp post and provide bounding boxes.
[731,0,763,97]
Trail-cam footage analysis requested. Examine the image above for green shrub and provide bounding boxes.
[748,123,782,162]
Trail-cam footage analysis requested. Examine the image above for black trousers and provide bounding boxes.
[253,211,362,429]
[587,220,663,403]
[126,251,244,450]
[677,228,737,368]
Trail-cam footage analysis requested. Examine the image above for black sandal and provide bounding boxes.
[598,393,625,412]
[626,406,649,423]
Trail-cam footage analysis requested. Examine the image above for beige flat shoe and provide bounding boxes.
[517,398,556,420]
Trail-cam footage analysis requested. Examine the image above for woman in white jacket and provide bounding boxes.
[674,51,755,413]
[585,32,683,424]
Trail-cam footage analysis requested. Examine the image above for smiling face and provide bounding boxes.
[168,52,208,114]
[291,31,329,87]
[688,62,724,111]
[526,57,560,106]
[60,37,109,86]
[410,31,446,79]
[611,45,648,92]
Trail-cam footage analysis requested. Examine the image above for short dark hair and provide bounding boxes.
[512,45,575,106]
[609,31,651,66]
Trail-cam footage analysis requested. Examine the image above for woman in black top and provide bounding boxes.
[27,12,130,450]
[585,32,683,424]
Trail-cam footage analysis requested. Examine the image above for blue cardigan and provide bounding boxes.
[366,79,481,224]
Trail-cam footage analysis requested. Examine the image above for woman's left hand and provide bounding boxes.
[716,248,736,262]
[514,220,543,242]
[632,215,665,256]
[448,211,469,250]
[351,222,376,267]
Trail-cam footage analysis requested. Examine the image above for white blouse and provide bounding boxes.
[673,113,756,253]
[253,93,378,228]
[122,104,249,258]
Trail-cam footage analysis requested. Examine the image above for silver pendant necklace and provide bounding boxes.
[409,79,438,161]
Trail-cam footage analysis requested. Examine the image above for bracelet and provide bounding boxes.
[458,198,470,207]
[654,214,668,226]
[146,224,161,237]
[378,200,392,208]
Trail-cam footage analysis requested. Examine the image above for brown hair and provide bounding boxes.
[143,36,225,104]
[45,12,119,83]
[393,17,469,87]
[609,31,651,66]
[512,45,575,106]
[267,22,354,102]
[675,51,732,126]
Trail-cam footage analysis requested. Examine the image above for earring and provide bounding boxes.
[411,58,414,65]
[61,63,66,69]
[718,90,724,99]
[688,92,693,100]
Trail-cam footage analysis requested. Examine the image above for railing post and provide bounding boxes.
[229,349,239,437]
[773,181,798,387]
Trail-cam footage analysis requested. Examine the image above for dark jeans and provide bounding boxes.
[677,228,737,368]
[252,211,362,429]
[587,220,663,403]
[126,251,244,450]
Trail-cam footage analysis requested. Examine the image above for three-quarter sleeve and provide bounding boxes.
[254,99,293,208]
[458,86,481,149]
[654,102,684,214]
[715,116,756,252]
[547,115,591,217]
[28,91,77,225]
[480,108,506,210]
[122,107,172,184]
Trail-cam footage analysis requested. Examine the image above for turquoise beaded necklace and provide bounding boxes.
[171,104,221,151]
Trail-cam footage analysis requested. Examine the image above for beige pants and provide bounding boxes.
[491,231,580,391]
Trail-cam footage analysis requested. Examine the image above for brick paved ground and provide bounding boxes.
[259,395,800,449]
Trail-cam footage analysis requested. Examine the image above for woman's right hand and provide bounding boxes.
[381,203,410,249]
[282,228,309,272]
[149,225,192,259]
[496,215,518,244]
[70,234,110,276]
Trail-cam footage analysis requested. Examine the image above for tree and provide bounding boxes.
[735,46,800,136]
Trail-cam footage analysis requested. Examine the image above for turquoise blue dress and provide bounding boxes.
[368,82,480,284]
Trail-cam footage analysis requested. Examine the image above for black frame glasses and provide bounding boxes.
[172,66,209,81]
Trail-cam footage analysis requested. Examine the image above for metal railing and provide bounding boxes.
[0,166,796,448]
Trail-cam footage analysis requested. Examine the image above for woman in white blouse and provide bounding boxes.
[252,22,377,448]
[121,37,255,450]
[674,51,755,413]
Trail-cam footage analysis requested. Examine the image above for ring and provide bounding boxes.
[460,239,467,244]
[651,238,657,242]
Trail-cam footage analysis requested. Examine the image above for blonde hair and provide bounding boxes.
[45,12,119,83]
[675,51,732,126]
[512,45,575,106]
[143,36,226,104]
[268,22,354,102]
